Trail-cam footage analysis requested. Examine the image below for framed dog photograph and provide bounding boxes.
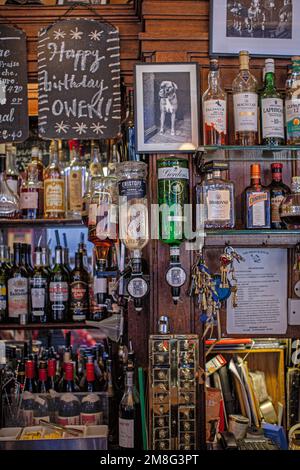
[210,0,299,57]
[135,63,200,153]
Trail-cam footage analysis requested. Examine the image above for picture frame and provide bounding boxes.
[210,0,298,57]
[135,63,200,154]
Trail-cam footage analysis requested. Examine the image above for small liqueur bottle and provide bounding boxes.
[29,246,49,323]
[196,162,235,229]
[268,163,291,229]
[286,56,300,144]
[70,251,89,323]
[7,243,29,324]
[244,164,271,229]
[44,141,65,219]
[202,58,227,145]
[0,155,19,219]
[260,58,285,146]
[49,245,70,323]
[232,51,258,145]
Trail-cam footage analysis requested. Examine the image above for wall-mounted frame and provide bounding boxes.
[210,0,299,57]
[135,63,200,154]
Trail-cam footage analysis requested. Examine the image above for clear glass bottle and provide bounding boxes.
[6,143,20,195]
[196,163,235,229]
[244,163,271,229]
[82,145,105,226]
[66,140,87,218]
[44,141,65,219]
[260,58,285,146]
[285,56,300,145]
[30,146,44,183]
[232,51,258,145]
[202,58,227,145]
[0,155,19,219]
[280,176,300,228]
[20,166,43,219]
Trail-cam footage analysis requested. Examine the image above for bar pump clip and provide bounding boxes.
[165,246,186,304]
[126,250,149,312]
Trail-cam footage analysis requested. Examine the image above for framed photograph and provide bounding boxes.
[135,63,200,153]
[210,0,298,57]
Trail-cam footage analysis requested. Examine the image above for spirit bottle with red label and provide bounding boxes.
[245,164,271,229]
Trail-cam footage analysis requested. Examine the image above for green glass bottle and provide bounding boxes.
[157,158,189,246]
[260,58,285,146]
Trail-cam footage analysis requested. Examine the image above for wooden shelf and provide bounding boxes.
[0,219,84,228]
[0,322,97,331]
[203,229,300,248]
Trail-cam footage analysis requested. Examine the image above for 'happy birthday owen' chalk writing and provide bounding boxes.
[38,18,121,140]
[0,25,29,143]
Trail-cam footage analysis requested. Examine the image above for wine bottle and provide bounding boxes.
[49,245,70,323]
[47,358,57,391]
[24,359,37,393]
[61,361,79,393]
[7,243,29,324]
[119,369,136,449]
[30,246,49,323]
[37,360,48,393]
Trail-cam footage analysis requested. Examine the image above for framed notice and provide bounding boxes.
[38,18,121,140]
[210,0,298,57]
[227,248,287,335]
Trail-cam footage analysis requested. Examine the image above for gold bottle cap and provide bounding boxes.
[239,50,250,69]
[250,164,261,178]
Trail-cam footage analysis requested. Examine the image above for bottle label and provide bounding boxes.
[57,415,80,426]
[7,178,18,195]
[119,180,146,199]
[0,283,6,310]
[8,277,28,318]
[119,417,134,448]
[248,192,267,227]
[286,99,300,138]
[44,179,65,214]
[49,282,68,302]
[261,98,284,139]
[71,281,88,301]
[96,203,118,240]
[30,278,47,315]
[88,203,97,226]
[271,193,285,223]
[206,189,231,221]
[203,99,227,134]
[233,92,258,132]
[80,412,102,425]
[20,191,38,210]
[94,277,107,295]
[158,167,189,180]
[69,169,83,212]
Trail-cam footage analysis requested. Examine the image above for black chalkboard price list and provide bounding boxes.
[38,18,121,140]
[0,25,29,144]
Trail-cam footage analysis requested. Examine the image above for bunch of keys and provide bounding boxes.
[294,243,300,273]
[219,246,244,306]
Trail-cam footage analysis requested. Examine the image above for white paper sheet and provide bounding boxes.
[227,248,287,335]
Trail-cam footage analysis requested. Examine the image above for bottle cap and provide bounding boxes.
[25,360,35,379]
[86,362,95,382]
[265,58,275,74]
[250,164,261,178]
[239,50,250,69]
[271,163,283,170]
[39,366,48,382]
[210,58,219,71]
[64,361,74,381]
[47,359,56,377]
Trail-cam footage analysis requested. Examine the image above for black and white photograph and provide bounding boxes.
[210,0,300,56]
[227,0,293,39]
[135,63,200,153]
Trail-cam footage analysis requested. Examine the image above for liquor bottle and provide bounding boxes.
[6,144,20,195]
[108,141,121,178]
[16,356,26,389]
[260,59,285,146]
[62,247,72,276]
[49,245,70,323]
[119,368,136,449]
[21,244,33,276]
[66,140,87,219]
[70,251,89,322]
[47,358,57,391]
[92,257,108,321]
[196,162,235,229]
[122,89,140,161]
[24,359,37,393]
[232,51,258,145]
[0,245,8,323]
[30,146,44,183]
[37,360,49,393]
[280,176,300,228]
[44,141,65,219]
[29,246,49,323]
[202,58,227,145]
[286,56,300,145]
[7,243,29,324]
[244,164,271,229]
[0,156,19,219]
[20,166,43,219]
[268,163,291,229]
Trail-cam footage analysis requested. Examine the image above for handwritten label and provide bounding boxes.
[38,18,121,139]
[0,25,29,143]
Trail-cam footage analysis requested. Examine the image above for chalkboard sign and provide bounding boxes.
[0,25,29,143]
[38,18,121,140]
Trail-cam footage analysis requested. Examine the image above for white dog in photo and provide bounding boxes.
[159,80,178,136]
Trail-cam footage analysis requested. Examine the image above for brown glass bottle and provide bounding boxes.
[268,163,291,229]
[244,164,271,229]
[70,252,89,323]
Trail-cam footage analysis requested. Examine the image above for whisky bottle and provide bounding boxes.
[7,243,29,324]
[44,141,65,219]
[202,58,227,145]
[268,163,290,229]
[29,246,49,323]
[260,59,285,146]
[286,56,300,144]
[196,162,235,229]
[245,164,271,229]
[232,51,258,145]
